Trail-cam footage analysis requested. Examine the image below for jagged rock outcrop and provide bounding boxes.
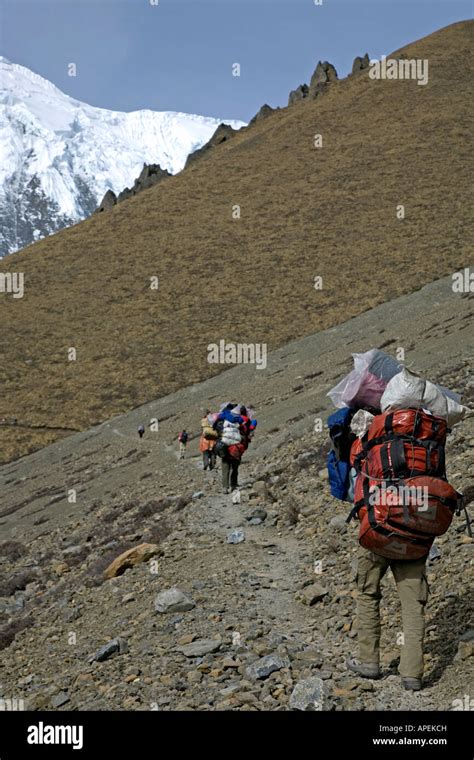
[96,189,117,213]
[288,84,309,106]
[308,61,338,99]
[96,163,171,212]
[310,60,338,87]
[352,53,370,74]
[288,61,338,106]
[185,123,237,168]
[135,163,170,191]
[248,104,276,126]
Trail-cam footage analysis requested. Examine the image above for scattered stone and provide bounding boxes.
[329,514,348,532]
[73,673,94,686]
[227,529,245,544]
[104,543,161,579]
[295,583,328,606]
[179,638,222,657]
[18,674,35,687]
[454,641,474,661]
[219,684,241,697]
[289,677,326,711]
[89,637,129,663]
[222,657,241,669]
[319,671,333,680]
[50,691,70,708]
[250,481,269,499]
[235,692,259,704]
[177,633,196,645]
[53,562,70,576]
[293,649,323,666]
[246,654,290,681]
[246,507,267,523]
[61,607,82,623]
[187,671,203,684]
[154,588,195,613]
[62,545,84,557]
[252,641,273,657]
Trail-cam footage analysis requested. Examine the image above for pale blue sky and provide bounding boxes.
[1,0,471,121]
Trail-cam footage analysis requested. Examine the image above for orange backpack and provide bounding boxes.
[349,409,461,560]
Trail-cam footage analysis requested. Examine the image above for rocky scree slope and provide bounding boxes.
[0,273,472,711]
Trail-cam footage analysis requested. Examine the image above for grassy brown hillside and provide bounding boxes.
[0,20,472,462]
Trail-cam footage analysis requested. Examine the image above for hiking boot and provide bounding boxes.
[223,487,230,495]
[346,657,381,679]
[402,677,422,691]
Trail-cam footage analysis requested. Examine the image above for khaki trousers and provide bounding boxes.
[356,546,429,678]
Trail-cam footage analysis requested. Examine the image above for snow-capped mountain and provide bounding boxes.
[0,57,245,257]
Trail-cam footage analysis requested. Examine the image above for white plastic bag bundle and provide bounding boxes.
[221,419,242,445]
[350,409,375,438]
[327,349,401,409]
[380,369,468,427]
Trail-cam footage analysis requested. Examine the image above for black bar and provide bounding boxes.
[0,710,471,758]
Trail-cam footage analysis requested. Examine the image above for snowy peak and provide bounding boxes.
[0,58,246,256]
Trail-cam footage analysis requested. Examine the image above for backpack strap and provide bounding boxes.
[384,412,394,435]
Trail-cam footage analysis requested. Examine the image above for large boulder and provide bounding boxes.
[104,543,161,579]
